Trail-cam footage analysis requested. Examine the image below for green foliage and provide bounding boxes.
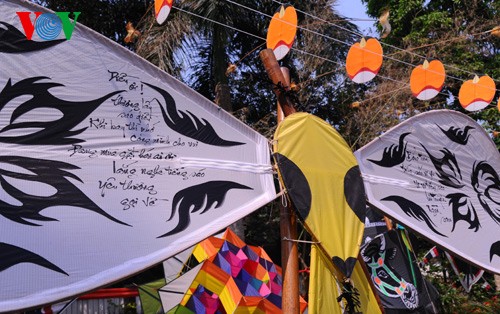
[418,245,500,313]
[407,11,453,42]
[476,108,500,148]
[355,0,499,149]
[427,271,500,312]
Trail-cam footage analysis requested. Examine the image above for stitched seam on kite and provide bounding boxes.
[362,173,411,187]
[178,157,273,174]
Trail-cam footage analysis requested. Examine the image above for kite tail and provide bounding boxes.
[337,279,361,314]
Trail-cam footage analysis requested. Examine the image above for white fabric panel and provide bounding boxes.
[162,231,222,284]
[163,247,195,284]
[0,0,276,311]
[356,110,500,274]
[159,263,204,312]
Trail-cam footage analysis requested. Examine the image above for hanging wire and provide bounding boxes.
[225,0,499,101]
[172,5,267,42]
[387,28,499,57]
[269,0,500,83]
[350,81,410,149]
[172,4,405,88]
[171,3,499,107]
[265,0,499,89]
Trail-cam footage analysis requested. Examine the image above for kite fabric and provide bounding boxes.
[361,207,441,312]
[445,252,484,293]
[160,263,205,313]
[163,246,196,284]
[266,5,297,61]
[409,60,446,101]
[0,0,276,311]
[362,205,389,245]
[273,112,366,278]
[138,278,167,314]
[360,230,440,313]
[458,75,496,112]
[160,228,307,313]
[345,38,383,84]
[355,110,500,275]
[308,244,382,314]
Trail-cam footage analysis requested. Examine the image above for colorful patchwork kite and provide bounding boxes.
[160,229,307,313]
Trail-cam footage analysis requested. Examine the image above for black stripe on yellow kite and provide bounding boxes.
[273,112,366,278]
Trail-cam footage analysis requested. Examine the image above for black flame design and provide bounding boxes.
[382,195,446,237]
[0,155,129,226]
[368,132,410,167]
[158,181,252,238]
[142,82,245,147]
[446,193,480,232]
[437,125,474,145]
[421,145,464,189]
[0,242,68,275]
[0,77,122,145]
[0,21,65,54]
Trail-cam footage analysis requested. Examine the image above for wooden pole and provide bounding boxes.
[259,49,296,117]
[259,49,299,314]
[278,67,300,314]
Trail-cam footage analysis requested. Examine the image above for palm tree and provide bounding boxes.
[136,0,248,112]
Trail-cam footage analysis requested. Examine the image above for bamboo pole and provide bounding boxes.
[259,49,299,314]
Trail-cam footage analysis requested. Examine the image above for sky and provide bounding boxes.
[334,0,376,35]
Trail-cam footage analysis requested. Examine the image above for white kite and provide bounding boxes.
[0,0,276,311]
[356,110,500,275]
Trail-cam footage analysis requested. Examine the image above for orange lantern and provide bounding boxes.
[155,0,173,25]
[346,38,383,83]
[410,60,446,100]
[266,5,298,61]
[458,75,496,111]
